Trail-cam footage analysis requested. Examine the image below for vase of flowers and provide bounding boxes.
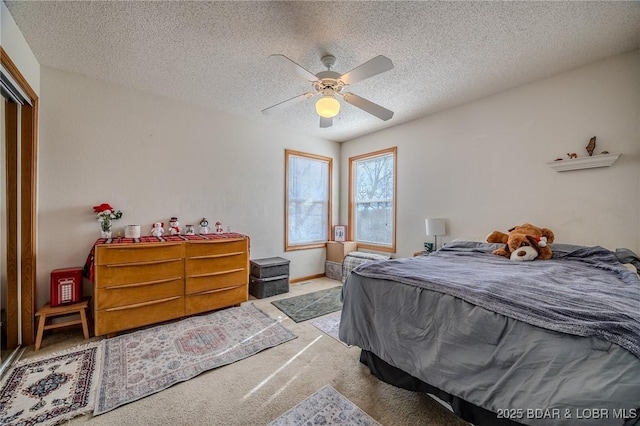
[93,203,123,238]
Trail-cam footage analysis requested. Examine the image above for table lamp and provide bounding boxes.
[425,218,446,251]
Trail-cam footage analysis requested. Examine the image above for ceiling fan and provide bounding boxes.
[261,54,394,128]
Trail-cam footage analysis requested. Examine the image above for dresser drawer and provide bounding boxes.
[95,243,184,265]
[185,239,247,257]
[94,295,184,336]
[95,277,183,309]
[185,268,247,295]
[185,285,247,316]
[185,253,246,277]
[95,258,184,288]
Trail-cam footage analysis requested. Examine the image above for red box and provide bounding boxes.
[50,267,83,307]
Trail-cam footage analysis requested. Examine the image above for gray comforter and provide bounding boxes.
[339,241,640,426]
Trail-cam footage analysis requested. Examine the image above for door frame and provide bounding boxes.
[1,47,38,347]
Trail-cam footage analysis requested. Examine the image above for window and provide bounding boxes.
[349,147,396,252]
[285,150,332,251]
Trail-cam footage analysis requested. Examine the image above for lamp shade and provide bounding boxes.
[425,218,446,236]
[315,95,340,118]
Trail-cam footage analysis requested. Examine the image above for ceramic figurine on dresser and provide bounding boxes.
[169,217,181,235]
[199,218,210,234]
[151,222,164,237]
[215,221,224,234]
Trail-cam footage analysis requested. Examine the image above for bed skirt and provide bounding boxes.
[359,349,523,426]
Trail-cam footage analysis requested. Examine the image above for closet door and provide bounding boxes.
[1,86,20,367]
[0,48,38,375]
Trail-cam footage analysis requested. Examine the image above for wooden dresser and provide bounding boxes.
[92,235,249,336]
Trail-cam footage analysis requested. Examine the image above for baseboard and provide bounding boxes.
[290,273,325,284]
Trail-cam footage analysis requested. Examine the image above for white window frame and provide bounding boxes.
[348,147,397,252]
[285,149,332,251]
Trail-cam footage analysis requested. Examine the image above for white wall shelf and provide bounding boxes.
[547,153,621,172]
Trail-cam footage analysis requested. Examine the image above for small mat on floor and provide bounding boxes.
[268,384,381,425]
[94,303,296,415]
[271,286,342,322]
[0,341,102,426]
[310,312,351,347]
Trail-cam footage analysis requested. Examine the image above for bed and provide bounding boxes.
[339,240,640,426]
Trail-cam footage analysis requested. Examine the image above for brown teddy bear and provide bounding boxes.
[486,223,555,261]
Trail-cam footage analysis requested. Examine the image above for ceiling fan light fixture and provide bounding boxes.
[263,53,394,127]
[315,95,340,118]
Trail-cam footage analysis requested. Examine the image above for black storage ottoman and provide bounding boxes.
[249,274,289,299]
[249,257,290,298]
[250,257,290,279]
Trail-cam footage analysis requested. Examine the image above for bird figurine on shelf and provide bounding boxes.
[586,136,596,156]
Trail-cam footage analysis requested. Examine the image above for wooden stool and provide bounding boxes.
[35,298,90,351]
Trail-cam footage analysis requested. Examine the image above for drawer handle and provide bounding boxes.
[104,296,181,311]
[191,285,243,296]
[106,258,183,268]
[189,251,245,260]
[188,268,245,278]
[104,277,182,289]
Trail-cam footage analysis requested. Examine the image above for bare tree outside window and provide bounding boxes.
[349,147,396,252]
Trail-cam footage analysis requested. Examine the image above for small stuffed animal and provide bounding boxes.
[215,221,224,234]
[169,217,181,236]
[486,223,555,261]
[151,222,164,238]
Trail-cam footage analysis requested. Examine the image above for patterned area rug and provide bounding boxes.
[94,303,296,415]
[268,385,381,425]
[310,312,351,347]
[0,341,102,426]
[271,286,342,322]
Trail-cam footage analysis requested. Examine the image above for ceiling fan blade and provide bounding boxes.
[319,117,333,128]
[261,92,314,115]
[342,92,394,121]
[338,55,394,86]
[269,54,318,82]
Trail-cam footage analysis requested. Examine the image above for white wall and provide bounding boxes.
[342,50,640,257]
[37,66,340,306]
[1,1,40,94]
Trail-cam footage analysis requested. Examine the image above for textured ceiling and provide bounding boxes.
[5,1,640,142]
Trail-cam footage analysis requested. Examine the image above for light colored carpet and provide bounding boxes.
[0,341,101,426]
[94,304,296,415]
[268,385,381,426]
[23,278,468,426]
